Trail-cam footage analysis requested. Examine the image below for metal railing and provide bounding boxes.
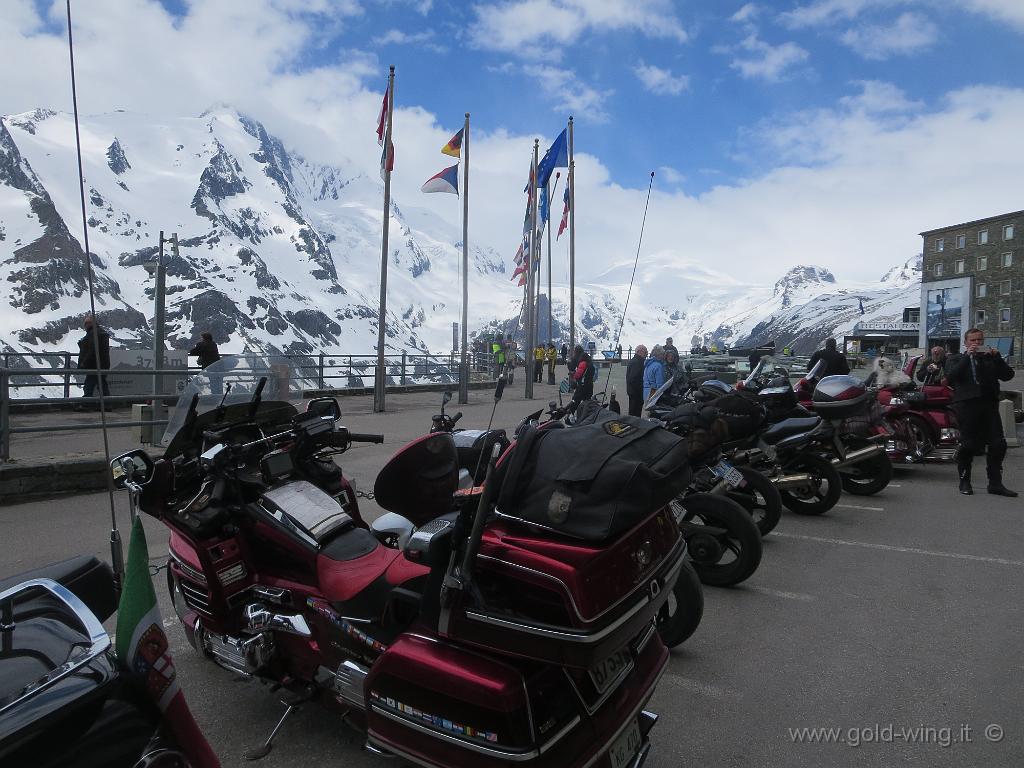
[0,350,498,462]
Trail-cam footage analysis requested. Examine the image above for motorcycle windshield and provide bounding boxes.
[644,372,685,411]
[806,359,826,380]
[161,355,307,455]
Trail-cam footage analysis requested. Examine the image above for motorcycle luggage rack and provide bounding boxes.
[0,579,111,722]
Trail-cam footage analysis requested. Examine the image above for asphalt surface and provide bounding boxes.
[2,389,1023,767]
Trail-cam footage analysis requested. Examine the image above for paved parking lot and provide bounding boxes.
[2,397,1023,767]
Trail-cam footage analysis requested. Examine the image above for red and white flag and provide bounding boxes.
[557,181,570,239]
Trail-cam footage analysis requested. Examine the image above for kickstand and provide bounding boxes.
[244,704,297,761]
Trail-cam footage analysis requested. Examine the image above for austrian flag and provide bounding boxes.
[557,182,570,239]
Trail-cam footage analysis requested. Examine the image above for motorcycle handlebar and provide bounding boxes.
[451,412,463,425]
[346,431,385,444]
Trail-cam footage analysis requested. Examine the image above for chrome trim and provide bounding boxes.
[475,533,684,625]
[0,579,111,718]
[332,659,369,708]
[364,737,440,768]
[635,621,658,654]
[370,704,539,761]
[539,715,582,754]
[244,604,312,637]
[464,595,649,644]
[168,549,207,584]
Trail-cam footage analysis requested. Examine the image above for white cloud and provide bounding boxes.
[374,29,434,44]
[961,0,1024,31]
[726,34,810,81]
[840,11,938,59]
[657,166,685,184]
[467,0,687,59]
[522,65,614,121]
[634,63,690,96]
[780,0,892,28]
[839,80,924,113]
[731,3,761,23]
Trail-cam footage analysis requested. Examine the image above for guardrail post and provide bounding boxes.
[401,351,407,385]
[318,353,325,390]
[63,352,72,398]
[1,369,10,462]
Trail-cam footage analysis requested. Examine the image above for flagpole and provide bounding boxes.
[459,112,470,405]
[525,140,539,399]
[567,116,576,359]
[374,65,395,413]
[546,176,555,384]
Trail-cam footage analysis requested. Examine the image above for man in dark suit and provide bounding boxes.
[945,328,1016,496]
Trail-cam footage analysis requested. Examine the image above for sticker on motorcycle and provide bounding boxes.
[602,421,637,438]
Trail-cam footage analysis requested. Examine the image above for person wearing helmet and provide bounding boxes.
[626,345,648,416]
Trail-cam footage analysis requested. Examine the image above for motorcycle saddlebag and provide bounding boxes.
[663,403,730,460]
[495,410,691,541]
[708,394,765,441]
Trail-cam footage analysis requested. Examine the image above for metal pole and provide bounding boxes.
[401,350,407,385]
[0,369,10,462]
[547,176,556,385]
[318,353,325,390]
[568,116,576,358]
[459,112,470,405]
[63,351,71,398]
[525,140,539,399]
[374,65,396,413]
[153,233,169,399]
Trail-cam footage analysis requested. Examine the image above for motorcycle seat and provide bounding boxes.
[762,417,820,445]
[0,555,116,623]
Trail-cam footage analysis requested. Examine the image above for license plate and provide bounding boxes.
[711,460,745,489]
[608,719,642,768]
[588,648,633,694]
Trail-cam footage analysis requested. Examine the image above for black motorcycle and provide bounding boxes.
[0,557,190,768]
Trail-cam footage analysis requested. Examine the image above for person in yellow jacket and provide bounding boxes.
[533,344,545,383]
[545,342,557,383]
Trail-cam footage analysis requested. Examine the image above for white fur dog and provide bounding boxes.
[872,357,911,387]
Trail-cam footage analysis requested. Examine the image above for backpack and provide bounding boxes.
[495,410,691,541]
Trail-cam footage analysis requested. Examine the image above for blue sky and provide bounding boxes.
[5,0,1024,285]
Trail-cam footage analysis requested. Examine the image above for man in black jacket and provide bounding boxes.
[77,315,111,399]
[808,338,850,376]
[625,344,648,417]
[945,328,1016,496]
[189,332,222,394]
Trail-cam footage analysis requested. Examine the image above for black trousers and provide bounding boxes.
[954,399,1007,481]
[83,374,110,397]
[628,394,643,417]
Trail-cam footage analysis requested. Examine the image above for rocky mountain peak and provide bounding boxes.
[106,138,131,175]
[773,265,836,308]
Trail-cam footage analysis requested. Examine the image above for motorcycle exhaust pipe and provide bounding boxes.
[771,473,812,490]
[832,444,885,469]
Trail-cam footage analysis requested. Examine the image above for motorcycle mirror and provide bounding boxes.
[442,390,453,406]
[110,450,154,488]
[494,375,506,402]
[306,397,341,420]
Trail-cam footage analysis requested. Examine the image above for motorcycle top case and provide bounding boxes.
[495,410,691,541]
[812,375,870,419]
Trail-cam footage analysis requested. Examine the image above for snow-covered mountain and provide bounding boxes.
[0,106,923,365]
[487,255,922,355]
[0,107,513,360]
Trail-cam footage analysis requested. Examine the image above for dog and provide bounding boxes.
[871,356,911,388]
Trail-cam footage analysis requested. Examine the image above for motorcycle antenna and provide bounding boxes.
[601,171,655,402]
[65,0,124,589]
[471,375,506,482]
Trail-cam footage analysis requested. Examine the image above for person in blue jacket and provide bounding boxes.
[643,344,666,400]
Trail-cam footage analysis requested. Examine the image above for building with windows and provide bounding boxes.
[920,210,1022,361]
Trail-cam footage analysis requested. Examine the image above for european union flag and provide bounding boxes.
[537,129,568,188]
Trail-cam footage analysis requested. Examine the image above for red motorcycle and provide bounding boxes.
[876,356,960,462]
[111,358,683,768]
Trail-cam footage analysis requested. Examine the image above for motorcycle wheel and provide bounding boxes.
[727,467,782,536]
[779,453,842,515]
[840,438,894,496]
[656,559,704,648]
[672,493,763,587]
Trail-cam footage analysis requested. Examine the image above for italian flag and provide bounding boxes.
[116,517,221,768]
